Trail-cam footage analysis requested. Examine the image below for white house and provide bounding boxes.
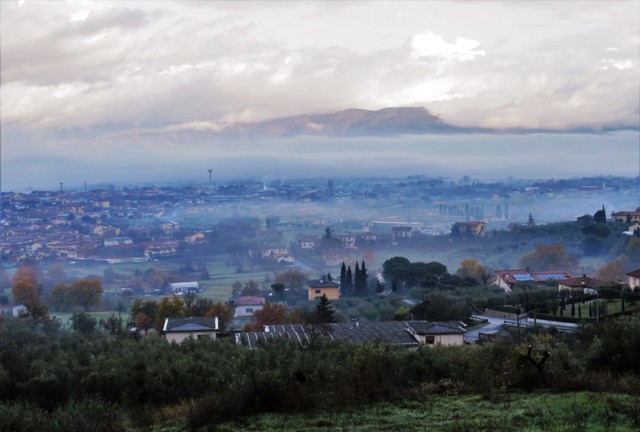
[169,281,201,295]
[163,317,219,343]
[234,296,266,318]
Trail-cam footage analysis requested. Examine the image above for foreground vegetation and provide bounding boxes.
[1,313,639,431]
[174,392,640,432]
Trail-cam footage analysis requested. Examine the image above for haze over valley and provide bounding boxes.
[1,2,640,431]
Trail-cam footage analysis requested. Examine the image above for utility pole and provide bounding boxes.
[59,182,63,203]
[208,169,212,185]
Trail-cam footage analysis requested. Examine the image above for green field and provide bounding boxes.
[144,392,640,432]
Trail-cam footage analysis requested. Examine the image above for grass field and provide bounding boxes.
[142,392,640,432]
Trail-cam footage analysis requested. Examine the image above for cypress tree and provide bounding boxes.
[316,294,335,323]
[345,266,353,295]
[571,302,575,317]
[359,261,368,296]
[340,262,347,291]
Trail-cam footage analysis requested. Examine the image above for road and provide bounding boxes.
[466,314,578,343]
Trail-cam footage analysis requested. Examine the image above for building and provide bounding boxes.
[452,221,486,237]
[558,274,605,296]
[612,211,640,224]
[307,279,340,301]
[169,281,201,295]
[163,317,219,344]
[626,268,640,290]
[392,226,413,243]
[233,296,266,318]
[494,269,572,291]
[237,320,466,349]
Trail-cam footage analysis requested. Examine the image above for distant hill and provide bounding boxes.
[226,106,460,138]
[93,106,636,146]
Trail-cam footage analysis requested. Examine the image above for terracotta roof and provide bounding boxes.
[627,268,640,278]
[496,269,572,285]
[235,296,266,306]
[559,275,606,289]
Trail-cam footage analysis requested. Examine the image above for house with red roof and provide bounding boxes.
[626,268,640,290]
[494,268,572,291]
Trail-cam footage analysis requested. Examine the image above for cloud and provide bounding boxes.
[0,0,638,140]
[411,31,485,61]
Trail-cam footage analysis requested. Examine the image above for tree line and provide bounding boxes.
[0,313,638,431]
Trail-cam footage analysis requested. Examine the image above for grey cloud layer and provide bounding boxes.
[1,0,638,137]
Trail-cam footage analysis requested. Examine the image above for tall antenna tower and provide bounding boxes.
[208,169,212,185]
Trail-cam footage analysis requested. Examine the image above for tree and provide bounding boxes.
[0,267,10,292]
[411,294,466,321]
[320,227,342,250]
[582,223,611,240]
[323,227,332,239]
[103,266,116,283]
[131,298,158,331]
[315,294,335,323]
[247,302,288,331]
[12,276,39,305]
[204,301,234,331]
[69,278,103,311]
[593,205,606,224]
[12,268,48,328]
[155,295,185,331]
[527,213,536,226]
[582,223,611,256]
[274,269,308,290]
[354,261,368,296]
[270,282,285,299]
[49,283,72,311]
[456,259,484,285]
[596,256,629,282]
[519,244,578,272]
[382,257,411,292]
[344,266,353,295]
[12,263,41,289]
[71,312,97,337]
[46,263,67,287]
[241,280,260,296]
[135,313,153,334]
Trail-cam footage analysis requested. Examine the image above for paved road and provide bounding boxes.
[465,316,506,343]
[466,314,578,343]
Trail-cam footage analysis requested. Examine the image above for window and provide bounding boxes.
[246,308,253,313]
[197,334,210,340]
[315,289,321,294]
[424,336,435,345]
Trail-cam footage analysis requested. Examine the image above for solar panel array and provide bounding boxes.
[534,273,569,281]
[512,274,534,281]
[239,321,466,349]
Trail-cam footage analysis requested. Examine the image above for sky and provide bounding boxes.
[1,0,639,191]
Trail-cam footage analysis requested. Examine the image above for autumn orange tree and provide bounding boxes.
[204,301,234,331]
[11,264,48,328]
[519,243,578,272]
[11,263,41,303]
[596,255,629,282]
[456,258,489,285]
[246,302,288,331]
[155,295,186,331]
[69,278,103,311]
